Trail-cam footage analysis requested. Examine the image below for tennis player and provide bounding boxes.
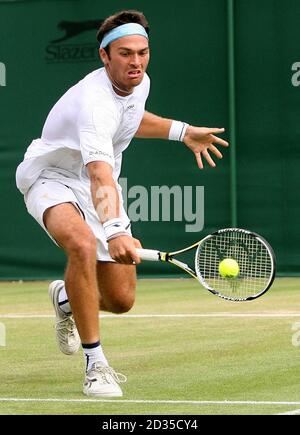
[16,10,229,397]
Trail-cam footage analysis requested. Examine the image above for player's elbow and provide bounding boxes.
[87,161,113,182]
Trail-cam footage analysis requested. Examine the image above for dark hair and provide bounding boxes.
[97,10,149,53]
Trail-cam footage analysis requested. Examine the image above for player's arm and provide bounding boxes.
[87,161,141,264]
[135,111,172,139]
[135,111,229,169]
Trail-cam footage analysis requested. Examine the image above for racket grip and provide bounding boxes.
[136,248,161,262]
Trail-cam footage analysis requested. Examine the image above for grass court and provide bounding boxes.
[0,278,299,415]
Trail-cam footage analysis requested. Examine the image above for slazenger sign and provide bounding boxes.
[45,19,103,64]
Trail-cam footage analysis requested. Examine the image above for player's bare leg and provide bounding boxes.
[96,262,137,313]
[44,203,126,397]
[44,203,100,343]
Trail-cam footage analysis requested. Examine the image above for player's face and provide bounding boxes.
[100,35,150,94]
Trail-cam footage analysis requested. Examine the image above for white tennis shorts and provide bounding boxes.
[24,176,131,262]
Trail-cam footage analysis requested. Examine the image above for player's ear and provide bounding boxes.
[99,48,109,65]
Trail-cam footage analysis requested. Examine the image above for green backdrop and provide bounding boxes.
[0,0,299,279]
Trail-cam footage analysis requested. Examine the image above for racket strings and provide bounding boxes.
[196,231,273,300]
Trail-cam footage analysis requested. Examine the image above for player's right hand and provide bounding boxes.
[108,235,142,265]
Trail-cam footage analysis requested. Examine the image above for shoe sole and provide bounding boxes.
[83,389,123,398]
[48,280,80,355]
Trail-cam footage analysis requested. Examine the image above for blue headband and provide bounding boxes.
[100,23,148,49]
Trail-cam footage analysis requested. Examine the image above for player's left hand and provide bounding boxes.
[183,126,229,169]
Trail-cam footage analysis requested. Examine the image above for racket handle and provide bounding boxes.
[136,248,161,262]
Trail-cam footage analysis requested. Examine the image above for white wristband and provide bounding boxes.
[168,120,189,142]
[103,218,127,242]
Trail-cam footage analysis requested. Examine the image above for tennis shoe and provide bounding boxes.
[48,280,80,355]
[83,362,127,397]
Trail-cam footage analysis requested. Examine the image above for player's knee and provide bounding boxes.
[67,233,97,261]
[110,291,135,314]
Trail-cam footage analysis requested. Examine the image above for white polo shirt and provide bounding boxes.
[16,67,150,194]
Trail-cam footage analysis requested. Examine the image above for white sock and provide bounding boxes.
[82,341,109,372]
[58,285,72,315]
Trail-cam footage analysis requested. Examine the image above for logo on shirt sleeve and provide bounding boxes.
[89,150,113,159]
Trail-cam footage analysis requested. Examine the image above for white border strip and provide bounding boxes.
[277,408,300,415]
[0,313,300,319]
[0,398,300,405]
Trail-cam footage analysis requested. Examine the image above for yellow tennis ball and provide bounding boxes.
[219,258,240,278]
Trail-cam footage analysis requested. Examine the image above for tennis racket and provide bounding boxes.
[137,228,276,302]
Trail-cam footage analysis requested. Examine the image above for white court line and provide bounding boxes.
[0,313,300,319]
[0,398,300,406]
[277,408,300,415]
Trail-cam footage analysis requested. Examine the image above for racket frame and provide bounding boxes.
[194,229,276,301]
[137,228,276,302]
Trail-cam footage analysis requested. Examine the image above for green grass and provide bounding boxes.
[0,278,300,415]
